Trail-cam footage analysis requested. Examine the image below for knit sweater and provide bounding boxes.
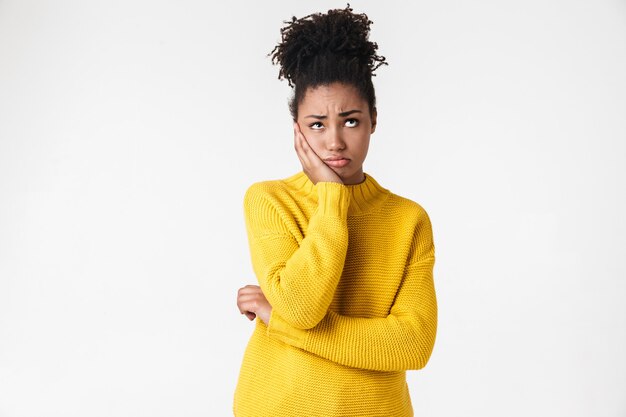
[233,170,437,417]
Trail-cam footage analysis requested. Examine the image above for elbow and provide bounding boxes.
[264,278,328,329]
[263,270,336,330]
[402,338,435,371]
[406,316,437,370]
[410,340,435,370]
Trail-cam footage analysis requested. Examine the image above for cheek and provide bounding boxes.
[348,132,370,154]
[357,142,370,158]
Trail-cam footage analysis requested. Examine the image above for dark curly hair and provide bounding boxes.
[268,4,387,120]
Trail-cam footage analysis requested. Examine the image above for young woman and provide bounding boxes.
[234,6,437,416]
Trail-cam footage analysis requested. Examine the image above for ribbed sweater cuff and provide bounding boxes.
[314,182,350,217]
[266,309,307,348]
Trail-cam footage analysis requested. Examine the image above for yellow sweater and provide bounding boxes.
[233,170,437,417]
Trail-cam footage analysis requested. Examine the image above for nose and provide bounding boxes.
[326,126,346,151]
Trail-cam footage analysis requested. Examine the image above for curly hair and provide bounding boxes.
[268,4,387,120]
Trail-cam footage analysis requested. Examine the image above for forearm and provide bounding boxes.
[266,257,437,372]
[246,181,350,329]
[268,310,436,372]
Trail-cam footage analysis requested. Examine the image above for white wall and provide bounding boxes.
[1,1,624,416]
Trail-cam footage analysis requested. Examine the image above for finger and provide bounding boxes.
[294,122,312,154]
[244,284,261,289]
[237,301,247,315]
[237,294,261,313]
[294,125,309,163]
[237,292,258,304]
[245,312,256,320]
[238,285,262,296]
[238,301,253,315]
[238,293,261,302]
[295,126,323,164]
[295,121,309,143]
[295,144,307,170]
[238,291,263,303]
[238,294,265,308]
[294,121,304,137]
[296,127,313,157]
[295,132,316,172]
[238,284,260,291]
[237,296,261,313]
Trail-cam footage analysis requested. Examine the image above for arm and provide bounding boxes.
[265,209,437,372]
[244,181,350,330]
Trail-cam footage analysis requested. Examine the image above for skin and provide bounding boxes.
[294,82,377,185]
[237,82,377,325]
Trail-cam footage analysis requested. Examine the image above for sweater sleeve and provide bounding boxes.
[244,181,351,330]
[265,210,437,372]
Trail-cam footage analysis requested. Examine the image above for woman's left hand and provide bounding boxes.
[237,284,272,325]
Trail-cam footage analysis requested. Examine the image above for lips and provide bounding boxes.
[324,157,350,168]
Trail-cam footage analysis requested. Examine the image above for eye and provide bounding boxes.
[345,118,359,127]
[309,121,324,130]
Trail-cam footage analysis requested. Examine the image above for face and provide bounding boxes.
[296,82,377,185]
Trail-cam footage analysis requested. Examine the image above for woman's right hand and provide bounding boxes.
[237,284,272,326]
[293,122,343,185]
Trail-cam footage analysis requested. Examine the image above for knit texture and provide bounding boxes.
[233,171,437,417]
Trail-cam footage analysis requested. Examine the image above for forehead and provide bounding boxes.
[300,83,366,112]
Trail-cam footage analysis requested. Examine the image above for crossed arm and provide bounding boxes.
[237,180,351,330]
[237,186,437,372]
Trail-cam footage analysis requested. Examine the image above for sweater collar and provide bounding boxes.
[283,170,391,215]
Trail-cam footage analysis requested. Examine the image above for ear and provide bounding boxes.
[370,107,378,134]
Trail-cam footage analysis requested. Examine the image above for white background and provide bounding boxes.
[1,1,625,416]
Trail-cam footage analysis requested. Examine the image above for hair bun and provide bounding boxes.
[269,4,387,87]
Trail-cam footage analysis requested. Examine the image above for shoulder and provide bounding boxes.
[387,192,434,249]
[386,193,435,262]
[243,177,296,212]
[242,177,303,235]
[243,179,294,218]
[386,192,432,224]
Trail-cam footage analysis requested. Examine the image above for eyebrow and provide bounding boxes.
[304,109,362,119]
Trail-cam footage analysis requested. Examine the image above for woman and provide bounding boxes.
[234,5,437,416]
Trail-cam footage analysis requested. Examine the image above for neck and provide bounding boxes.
[341,169,366,185]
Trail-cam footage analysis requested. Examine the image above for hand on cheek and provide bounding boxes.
[293,122,343,185]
